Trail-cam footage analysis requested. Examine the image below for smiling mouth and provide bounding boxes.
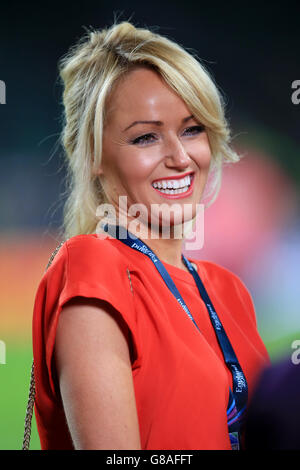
[151,173,194,196]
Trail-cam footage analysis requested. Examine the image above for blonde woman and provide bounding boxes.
[32,21,269,450]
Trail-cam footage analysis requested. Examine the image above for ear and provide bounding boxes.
[90,134,103,175]
[92,163,104,176]
[91,151,104,176]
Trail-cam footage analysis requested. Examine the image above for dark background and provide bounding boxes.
[0,0,299,231]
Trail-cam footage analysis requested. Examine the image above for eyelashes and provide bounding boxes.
[131,134,156,145]
[130,125,205,146]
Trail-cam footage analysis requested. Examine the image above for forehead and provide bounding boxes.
[104,67,190,125]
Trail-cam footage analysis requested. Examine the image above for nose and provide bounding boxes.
[163,136,191,170]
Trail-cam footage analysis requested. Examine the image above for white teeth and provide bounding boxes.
[154,185,190,195]
[152,174,192,190]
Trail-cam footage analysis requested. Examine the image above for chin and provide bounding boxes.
[147,210,195,238]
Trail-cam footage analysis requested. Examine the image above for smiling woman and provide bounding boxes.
[28,20,270,451]
[96,66,212,242]
[59,21,238,239]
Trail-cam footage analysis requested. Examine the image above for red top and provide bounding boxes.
[32,233,270,450]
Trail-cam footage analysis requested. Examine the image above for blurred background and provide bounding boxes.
[0,0,299,450]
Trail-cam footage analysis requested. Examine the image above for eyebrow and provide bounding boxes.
[122,115,195,132]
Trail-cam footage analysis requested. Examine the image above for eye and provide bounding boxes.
[131,133,157,145]
[183,125,205,136]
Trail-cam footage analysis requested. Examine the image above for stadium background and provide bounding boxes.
[0,0,299,450]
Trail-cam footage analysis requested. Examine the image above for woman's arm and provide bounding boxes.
[54,296,141,450]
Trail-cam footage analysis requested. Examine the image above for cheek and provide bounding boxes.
[118,149,160,183]
[189,139,212,170]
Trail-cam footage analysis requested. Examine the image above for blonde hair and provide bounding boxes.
[58,20,239,239]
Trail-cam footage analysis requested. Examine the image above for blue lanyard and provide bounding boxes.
[102,223,248,447]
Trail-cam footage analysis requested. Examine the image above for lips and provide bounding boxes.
[151,171,194,184]
[152,173,195,199]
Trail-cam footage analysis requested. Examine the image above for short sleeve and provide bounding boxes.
[32,234,140,400]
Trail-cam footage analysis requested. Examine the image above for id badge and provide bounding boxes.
[229,431,240,450]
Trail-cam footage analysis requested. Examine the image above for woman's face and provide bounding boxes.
[97,67,212,231]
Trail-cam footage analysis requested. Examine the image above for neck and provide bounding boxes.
[102,215,187,271]
[140,233,185,270]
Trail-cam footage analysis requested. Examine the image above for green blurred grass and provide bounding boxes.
[1,331,299,450]
[0,338,40,450]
